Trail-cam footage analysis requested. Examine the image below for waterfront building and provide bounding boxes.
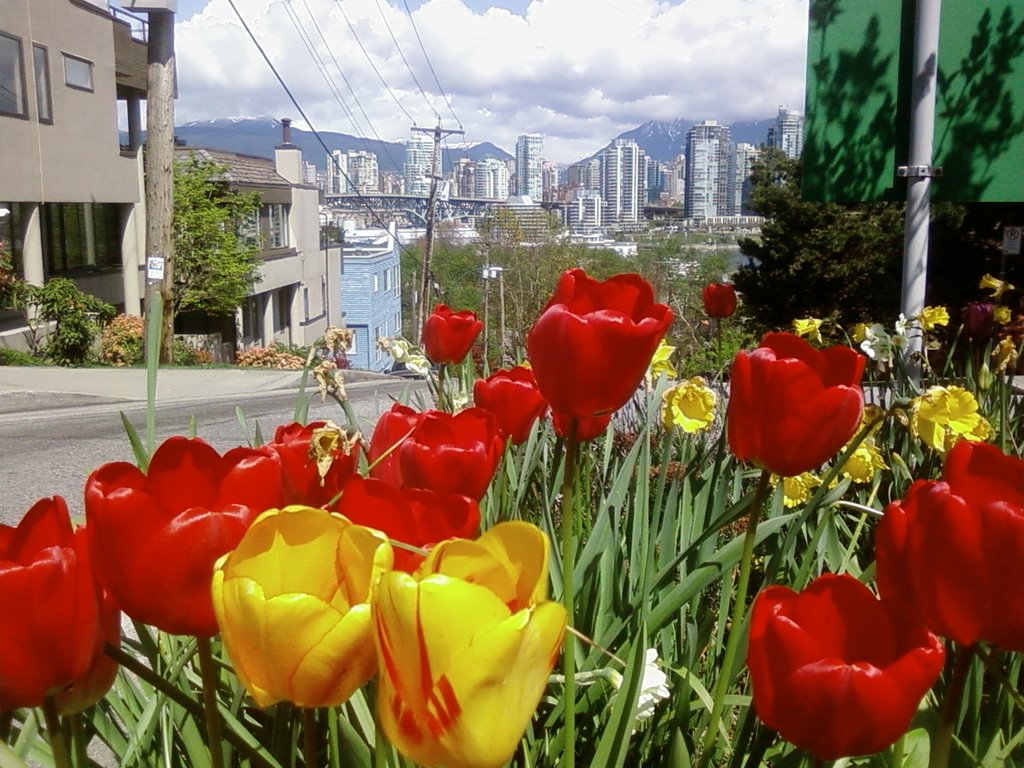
[404,133,434,197]
[767,107,804,159]
[515,134,544,200]
[684,120,734,218]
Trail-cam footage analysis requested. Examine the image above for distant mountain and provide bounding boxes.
[130,115,781,175]
[145,118,513,176]
[586,117,778,164]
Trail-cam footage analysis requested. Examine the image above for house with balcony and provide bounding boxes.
[339,222,402,372]
[175,122,342,353]
[0,0,149,348]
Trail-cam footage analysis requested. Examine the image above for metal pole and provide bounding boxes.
[498,267,506,365]
[899,0,942,383]
[482,265,490,365]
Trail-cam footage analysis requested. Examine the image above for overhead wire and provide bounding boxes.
[291,0,405,178]
[371,0,439,121]
[224,0,427,269]
[401,0,462,130]
[332,0,418,127]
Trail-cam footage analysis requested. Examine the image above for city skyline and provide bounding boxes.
[151,0,809,163]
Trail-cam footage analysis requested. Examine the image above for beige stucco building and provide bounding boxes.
[1,0,149,348]
[1,1,339,354]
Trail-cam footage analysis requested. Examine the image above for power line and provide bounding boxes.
[225,0,425,268]
[402,0,461,130]
[332,0,418,126]
[290,0,405,176]
[372,0,438,121]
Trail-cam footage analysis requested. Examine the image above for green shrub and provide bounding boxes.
[236,344,305,369]
[172,339,214,366]
[0,347,45,366]
[100,314,145,366]
[23,278,115,365]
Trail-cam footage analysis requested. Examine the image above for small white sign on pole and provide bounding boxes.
[1004,226,1022,256]
[146,255,165,281]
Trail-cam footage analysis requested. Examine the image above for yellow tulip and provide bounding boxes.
[910,385,994,454]
[993,337,1019,373]
[980,273,1014,300]
[995,305,1012,324]
[793,317,824,344]
[212,506,393,708]
[647,339,678,381]
[841,440,888,483]
[917,305,949,331]
[661,376,717,433]
[851,322,869,344]
[773,472,821,508]
[374,522,567,768]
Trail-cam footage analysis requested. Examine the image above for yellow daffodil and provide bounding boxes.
[841,440,888,483]
[851,323,870,344]
[773,473,821,508]
[995,305,1012,324]
[917,305,949,331]
[212,506,393,708]
[647,339,678,381]
[993,337,1019,374]
[980,273,1015,300]
[910,385,994,454]
[661,376,717,433]
[793,317,824,344]
[374,522,566,768]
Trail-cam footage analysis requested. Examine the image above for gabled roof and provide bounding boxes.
[174,148,292,188]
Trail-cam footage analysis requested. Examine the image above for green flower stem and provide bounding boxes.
[70,712,88,768]
[930,642,975,768]
[699,468,772,766]
[196,637,226,768]
[436,364,451,413]
[41,696,71,768]
[373,707,387,768]
[561,418,581,768]
[103,643,279,768]
[302,708,318,767]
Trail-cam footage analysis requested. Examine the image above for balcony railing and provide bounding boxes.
[109,4,148,42]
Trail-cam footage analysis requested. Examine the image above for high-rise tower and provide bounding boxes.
[684,121,733,218]
[767,108,804,159]
[404,134,434,197]
[515,134,544,200]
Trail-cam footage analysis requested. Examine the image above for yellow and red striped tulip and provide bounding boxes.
[373,522,566,768]
[212,506,393,708]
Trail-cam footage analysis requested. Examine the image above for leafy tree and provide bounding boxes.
[173,155,262,321]
[732,149,905,335]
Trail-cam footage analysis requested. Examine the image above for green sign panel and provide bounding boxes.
[803,0,1024,203]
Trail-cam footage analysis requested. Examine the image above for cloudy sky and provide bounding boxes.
[158,0,809,162]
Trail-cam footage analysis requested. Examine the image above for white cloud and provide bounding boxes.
[174,0,809,162]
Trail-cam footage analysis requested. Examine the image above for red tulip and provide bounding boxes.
[85,436,283,637]
[526,269,674,419]
[269,421,361,507]
[399,408,504,500]
[422,304,483,365]
[552,411,612,442]
[748,574,944,761]
[876,440,1024,650]
[961,301,996,341]
[369,403,423,487]
[473,366,549,445]
[57,586,121,715]
[0,497,100,710]
[336,475,480,570]
[727,332,865,477]
[702,282,737,318]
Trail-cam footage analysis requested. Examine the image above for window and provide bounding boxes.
[383,268,391,292]
[0,32,27,118]
[62,53,93,92]
[42,203,121,274]
[237,209,260,248]
[267,204,287,248]
[372,273,379,292]
[33,44,51,123]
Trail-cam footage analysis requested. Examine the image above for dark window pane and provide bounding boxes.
[33,45,51,123]
[0,32,27,117]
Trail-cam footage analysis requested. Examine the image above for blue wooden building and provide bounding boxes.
[340,222,403,372]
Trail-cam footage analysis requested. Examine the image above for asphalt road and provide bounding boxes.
[0,378,426,526]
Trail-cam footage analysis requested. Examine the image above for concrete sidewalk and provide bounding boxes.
[0,365,395,414]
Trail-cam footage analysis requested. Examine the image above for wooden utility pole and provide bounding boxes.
[144,9,176,363]
[412,122,463,343]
